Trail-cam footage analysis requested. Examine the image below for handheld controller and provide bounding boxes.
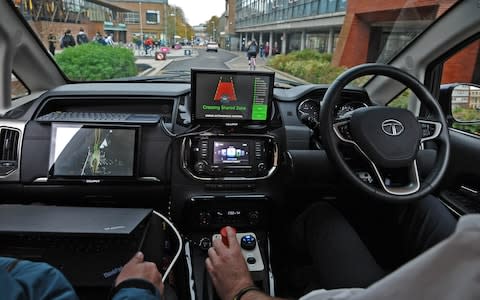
[213,228,264,272]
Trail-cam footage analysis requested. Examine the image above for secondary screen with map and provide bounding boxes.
[192,69,274,124]
[48,124,137,178]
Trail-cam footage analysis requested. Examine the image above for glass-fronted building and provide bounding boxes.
[233,0,346,54]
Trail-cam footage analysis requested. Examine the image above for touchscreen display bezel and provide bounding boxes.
[48,123,140,180]
[191,68,275,126]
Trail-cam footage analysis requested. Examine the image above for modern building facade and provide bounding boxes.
[230,0,347,55]
[230,0,465,71]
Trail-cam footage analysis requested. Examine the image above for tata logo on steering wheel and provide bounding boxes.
[381,119,404,136]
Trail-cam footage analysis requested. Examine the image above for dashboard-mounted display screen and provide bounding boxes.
[191,69,274,125]
[48,123,138,179]
[212,140,250,165]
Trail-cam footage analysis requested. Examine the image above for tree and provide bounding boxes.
[206,16,220,41]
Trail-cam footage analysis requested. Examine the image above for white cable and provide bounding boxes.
[153,210,183,283]
[184,241,197,300]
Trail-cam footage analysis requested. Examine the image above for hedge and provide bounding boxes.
[267,50,346,84]
[55,43,137,81]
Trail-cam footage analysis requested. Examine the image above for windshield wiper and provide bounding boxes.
[273,77,303,87]
[105,70,191,82]
[107,70,302,86]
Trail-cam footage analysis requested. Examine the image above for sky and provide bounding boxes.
[168,0,225,26]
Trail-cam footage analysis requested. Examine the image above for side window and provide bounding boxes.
[440,38,480,135]
[11,73,29,99]
[387,89,412,109]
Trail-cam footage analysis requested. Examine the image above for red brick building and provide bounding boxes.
[13,0,130,49]
[331,0,477,83]
[109,0,169,44]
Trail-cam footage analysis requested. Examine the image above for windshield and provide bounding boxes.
[14,0,457,85]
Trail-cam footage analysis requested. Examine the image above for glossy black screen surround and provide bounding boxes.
[48,123,139,179]
[191,68,274,125]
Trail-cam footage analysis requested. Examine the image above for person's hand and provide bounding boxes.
[205,226,254,300]
[115,251,164,296]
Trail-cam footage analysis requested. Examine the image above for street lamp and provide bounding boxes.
[170,6,176,45]
[164,2,167,45]
[211,21,216,41]
[139,1,143,43]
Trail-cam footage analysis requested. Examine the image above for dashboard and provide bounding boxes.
[0,74,371,299]
[0,75,371,206]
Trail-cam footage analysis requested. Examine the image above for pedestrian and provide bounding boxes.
[144,36,154,55]
[273,41,279,55]
[94,32,106,45]
[263,41,270,58]
[47,32,57,56]
[105,33,114,46]
[60,29,76,48]
[246,39,259,70]
[76,27,89,45]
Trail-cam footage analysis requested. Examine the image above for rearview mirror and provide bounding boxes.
[451,84,480,123]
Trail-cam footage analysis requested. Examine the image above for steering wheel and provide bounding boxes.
[320,63,450,203]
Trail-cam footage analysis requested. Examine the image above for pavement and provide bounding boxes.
[135,46,198,76]
[135,47,309,84]
[224,51,310,84]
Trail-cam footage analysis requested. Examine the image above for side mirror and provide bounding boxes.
[450,84,480,123]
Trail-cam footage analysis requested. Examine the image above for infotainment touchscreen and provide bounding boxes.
[213,141,250,165]
[48,123,137,178]
[191,69,274,125]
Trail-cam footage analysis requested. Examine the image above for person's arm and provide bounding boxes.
[0,257,79,300]
[205,226,286,300]
[111,252,164,300]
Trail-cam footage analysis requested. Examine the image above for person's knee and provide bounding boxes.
[303,202,343,227]
[291,202,341,247]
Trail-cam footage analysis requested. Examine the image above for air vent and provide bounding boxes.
[0,128,20,176]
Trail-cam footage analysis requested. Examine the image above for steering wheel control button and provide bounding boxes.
[240,234,257,250]
[420,122,438,139]
[199,237,212,251]
[356,172,373,184]
[337,123,352,140]
[247,257,256,264]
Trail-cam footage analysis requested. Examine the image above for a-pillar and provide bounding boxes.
[259,32,263,45]
[327,28,334,54]
[300,30,306,51]
[281,31,287,54]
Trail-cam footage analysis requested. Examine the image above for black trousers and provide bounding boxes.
[290,195,457,291]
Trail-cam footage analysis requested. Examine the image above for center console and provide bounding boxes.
[181,134,278,180]
[174,69,279,299]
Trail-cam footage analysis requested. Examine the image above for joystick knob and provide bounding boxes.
[220,226,236,246]
[240,234,257,251]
